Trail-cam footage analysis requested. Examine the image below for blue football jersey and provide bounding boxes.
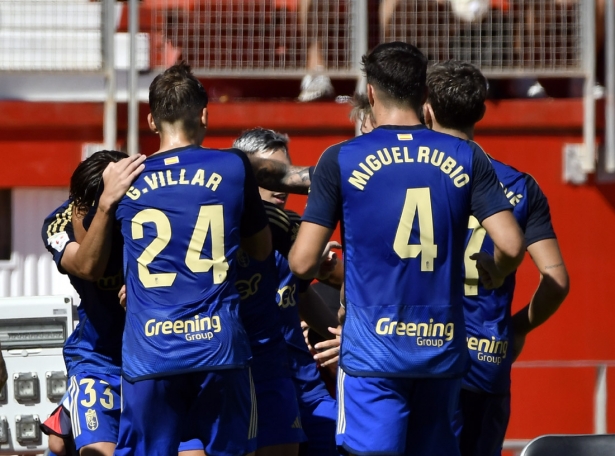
[462,157,556,394]
[303,125,513,378]
[235,246,290,383]
[42,200,125,376]
[272,208,332,402]
[115,146,268,381]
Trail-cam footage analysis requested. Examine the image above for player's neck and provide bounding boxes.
[154,130,205,155]
[373,105,422,128]
[433,124,474,141]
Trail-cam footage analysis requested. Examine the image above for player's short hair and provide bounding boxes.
[149,61,208,135]
[426,61,487,130]
[362,42,427,112]
[349,92,375,126]
[233,128,290,158]
[70,150,127,214]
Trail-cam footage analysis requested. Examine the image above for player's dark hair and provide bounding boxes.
[426,61,487,130]
[349,92,375,126]
[233,128,290,157]
[70,150,128,214]
[149,61,208,136]
[362,42,427,112]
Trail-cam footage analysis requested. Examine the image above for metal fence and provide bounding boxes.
[149,0,359,76]
[0,0,149,72]
[0,0,588,77]
[0,1,105,71]
[381,0,584,77]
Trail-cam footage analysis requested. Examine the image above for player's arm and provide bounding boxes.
[476,211,526,287]
[60,155,145,280]
[512,239,569,334]
[241,226,272,262]
[511,176,569,353]
[249,156,312,195]
[318,258,344,290]
[289,223,336,279]
[237,150,273,261]
[289,145,341,279]
[467,144,525,288]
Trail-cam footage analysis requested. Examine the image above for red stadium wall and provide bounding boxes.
[1,98,613,443]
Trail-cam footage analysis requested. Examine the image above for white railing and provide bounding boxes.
[502,360,615,456]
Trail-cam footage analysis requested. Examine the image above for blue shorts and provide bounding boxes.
[298,393,337,456]
[67,373,121,451]
[115,368,257,456]
[178,376,305,452]
[255,377,306,448]
[452,388,511,456]
[336,369,461,456]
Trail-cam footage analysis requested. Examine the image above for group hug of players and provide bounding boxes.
[39,41,569,456]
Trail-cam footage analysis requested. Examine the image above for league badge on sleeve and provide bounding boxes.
[48,231,70,253]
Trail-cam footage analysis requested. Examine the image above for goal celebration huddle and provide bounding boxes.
[41,41,569,456]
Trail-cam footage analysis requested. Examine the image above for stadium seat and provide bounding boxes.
[520,434,615,456]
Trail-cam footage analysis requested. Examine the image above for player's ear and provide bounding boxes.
[423,103,434,130]
[366,84,375,107]
[200,107,208,131]
[147,113,158,134]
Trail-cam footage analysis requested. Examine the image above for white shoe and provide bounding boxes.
[298,74,335,102]
[527,81,547,98]
[594,84,605,99]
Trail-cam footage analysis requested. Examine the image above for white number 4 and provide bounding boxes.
[393,188,438,271]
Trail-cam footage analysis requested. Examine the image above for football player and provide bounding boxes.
[289,42,525,456]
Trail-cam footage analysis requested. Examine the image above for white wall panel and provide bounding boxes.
[0,188,78,301]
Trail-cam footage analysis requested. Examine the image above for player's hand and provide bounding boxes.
[313,326,342,367]
[301,321,317,356]
[470,252,505,290]
[118,284,127,309]
[99,154,146,212]
[316,241,342,281]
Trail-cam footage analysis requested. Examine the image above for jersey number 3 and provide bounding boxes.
[393,188,438,271]
[131,205,228,288]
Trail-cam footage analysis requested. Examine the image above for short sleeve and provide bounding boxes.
[301,145,342,229]
[523,174,556,246]
[41,201,76,274]
[308,166,315,183]
[229,148,270,238]
[263,201,294,257]
[467,142,513,222]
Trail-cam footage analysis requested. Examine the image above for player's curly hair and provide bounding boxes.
[426,61,487,130]
[149,61,208,136]
[362,42,427,112]
[349,92,375,126]
[70,150,128,215]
